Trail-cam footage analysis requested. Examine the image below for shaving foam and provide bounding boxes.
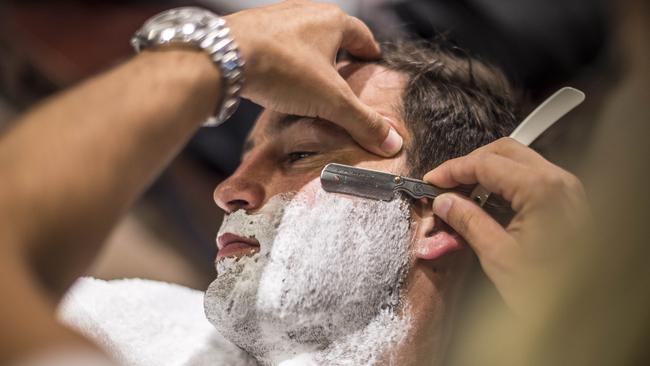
[205,179,413,365]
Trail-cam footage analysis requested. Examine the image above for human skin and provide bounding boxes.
[0,2,395,363]
[213,63,475,365]
[425,137,589,318]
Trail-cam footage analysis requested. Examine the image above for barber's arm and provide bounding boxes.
[0,1,398,363]
[423,137,590,316]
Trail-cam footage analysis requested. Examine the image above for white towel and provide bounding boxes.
[58,277,256,366]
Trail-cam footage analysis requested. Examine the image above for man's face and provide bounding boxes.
[214,62,410,215]
[205,64,470,364]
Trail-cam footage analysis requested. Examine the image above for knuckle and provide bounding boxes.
[531,174,561,200]
[500,136,520,149]
[472,160,488,182]
[473,152,495,174]
[365,115,383,135]
[494,137,521,155]
[320,3,345,19]
[563,172,584,192]
[472,151,489,166]
[495,136,513,146]
[530,170,575,202]
[495,137,515,148]
[544,172,567,190]
[529,168,564,189]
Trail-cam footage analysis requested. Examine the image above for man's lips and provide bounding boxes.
[216,233,261,261]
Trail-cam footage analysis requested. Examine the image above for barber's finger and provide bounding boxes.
[470,137,548,168]
[340,16,381,60]
[432,193,515,260]
[321,78,403,157]
[424,152,532,204]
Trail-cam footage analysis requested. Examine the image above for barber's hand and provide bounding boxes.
[226,1,402,157]
[423,138,590,315]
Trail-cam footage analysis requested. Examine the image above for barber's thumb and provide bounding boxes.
[432,193,507,255]
[350,110,402,157]
[432,194,455,221]
[329,94,402,157]
[374,115,403,157]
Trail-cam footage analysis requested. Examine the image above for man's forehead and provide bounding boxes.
[249,63,408,144]
[337,62,407,109]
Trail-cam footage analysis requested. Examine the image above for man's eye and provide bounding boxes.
[287,151,318,163]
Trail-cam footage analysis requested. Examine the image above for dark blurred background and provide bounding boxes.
[0,0,615,289]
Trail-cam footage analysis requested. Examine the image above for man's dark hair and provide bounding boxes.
[375,41,519,177]
[372,42,517,343]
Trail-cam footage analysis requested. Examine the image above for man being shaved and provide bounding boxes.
[0,1,592,365]
[205,41,518,365]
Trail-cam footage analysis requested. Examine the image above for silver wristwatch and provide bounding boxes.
[131,7,245,127]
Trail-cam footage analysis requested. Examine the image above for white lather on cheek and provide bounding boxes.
[206,177,415,365]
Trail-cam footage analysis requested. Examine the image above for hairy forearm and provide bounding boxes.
[0,49,221,298]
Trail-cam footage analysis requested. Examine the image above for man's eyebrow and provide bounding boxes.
[274,114,311,131]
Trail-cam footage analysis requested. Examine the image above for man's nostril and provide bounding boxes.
[228,199,251,210]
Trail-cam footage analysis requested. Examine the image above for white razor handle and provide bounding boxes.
[471,87,586,207]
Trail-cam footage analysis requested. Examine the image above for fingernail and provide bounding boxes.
[433,195,453,220]
[380,127,403,155]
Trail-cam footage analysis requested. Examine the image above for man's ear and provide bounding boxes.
[411,198,464,261]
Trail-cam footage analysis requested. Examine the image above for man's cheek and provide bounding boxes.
[295,176,377,209]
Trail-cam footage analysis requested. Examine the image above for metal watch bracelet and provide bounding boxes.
[131,7,245,127]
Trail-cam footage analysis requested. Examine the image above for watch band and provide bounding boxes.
[131,7,245,127]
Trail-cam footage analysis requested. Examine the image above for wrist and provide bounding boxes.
[132,7,245,126]
[224,12,274,93]
[223,13,257,82]
[140,48,220,89]
[135,49,222,124]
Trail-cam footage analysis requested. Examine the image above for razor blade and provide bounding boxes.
[320,163,513,223]
[320,163,451,201]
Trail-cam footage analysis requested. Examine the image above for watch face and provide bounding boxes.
[149,7,208,27]
[140,7,214,44]
[132,6,242,126]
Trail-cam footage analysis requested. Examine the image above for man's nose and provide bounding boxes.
[213,172,265,213]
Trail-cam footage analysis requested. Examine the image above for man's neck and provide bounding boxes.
[265,309,412,365]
